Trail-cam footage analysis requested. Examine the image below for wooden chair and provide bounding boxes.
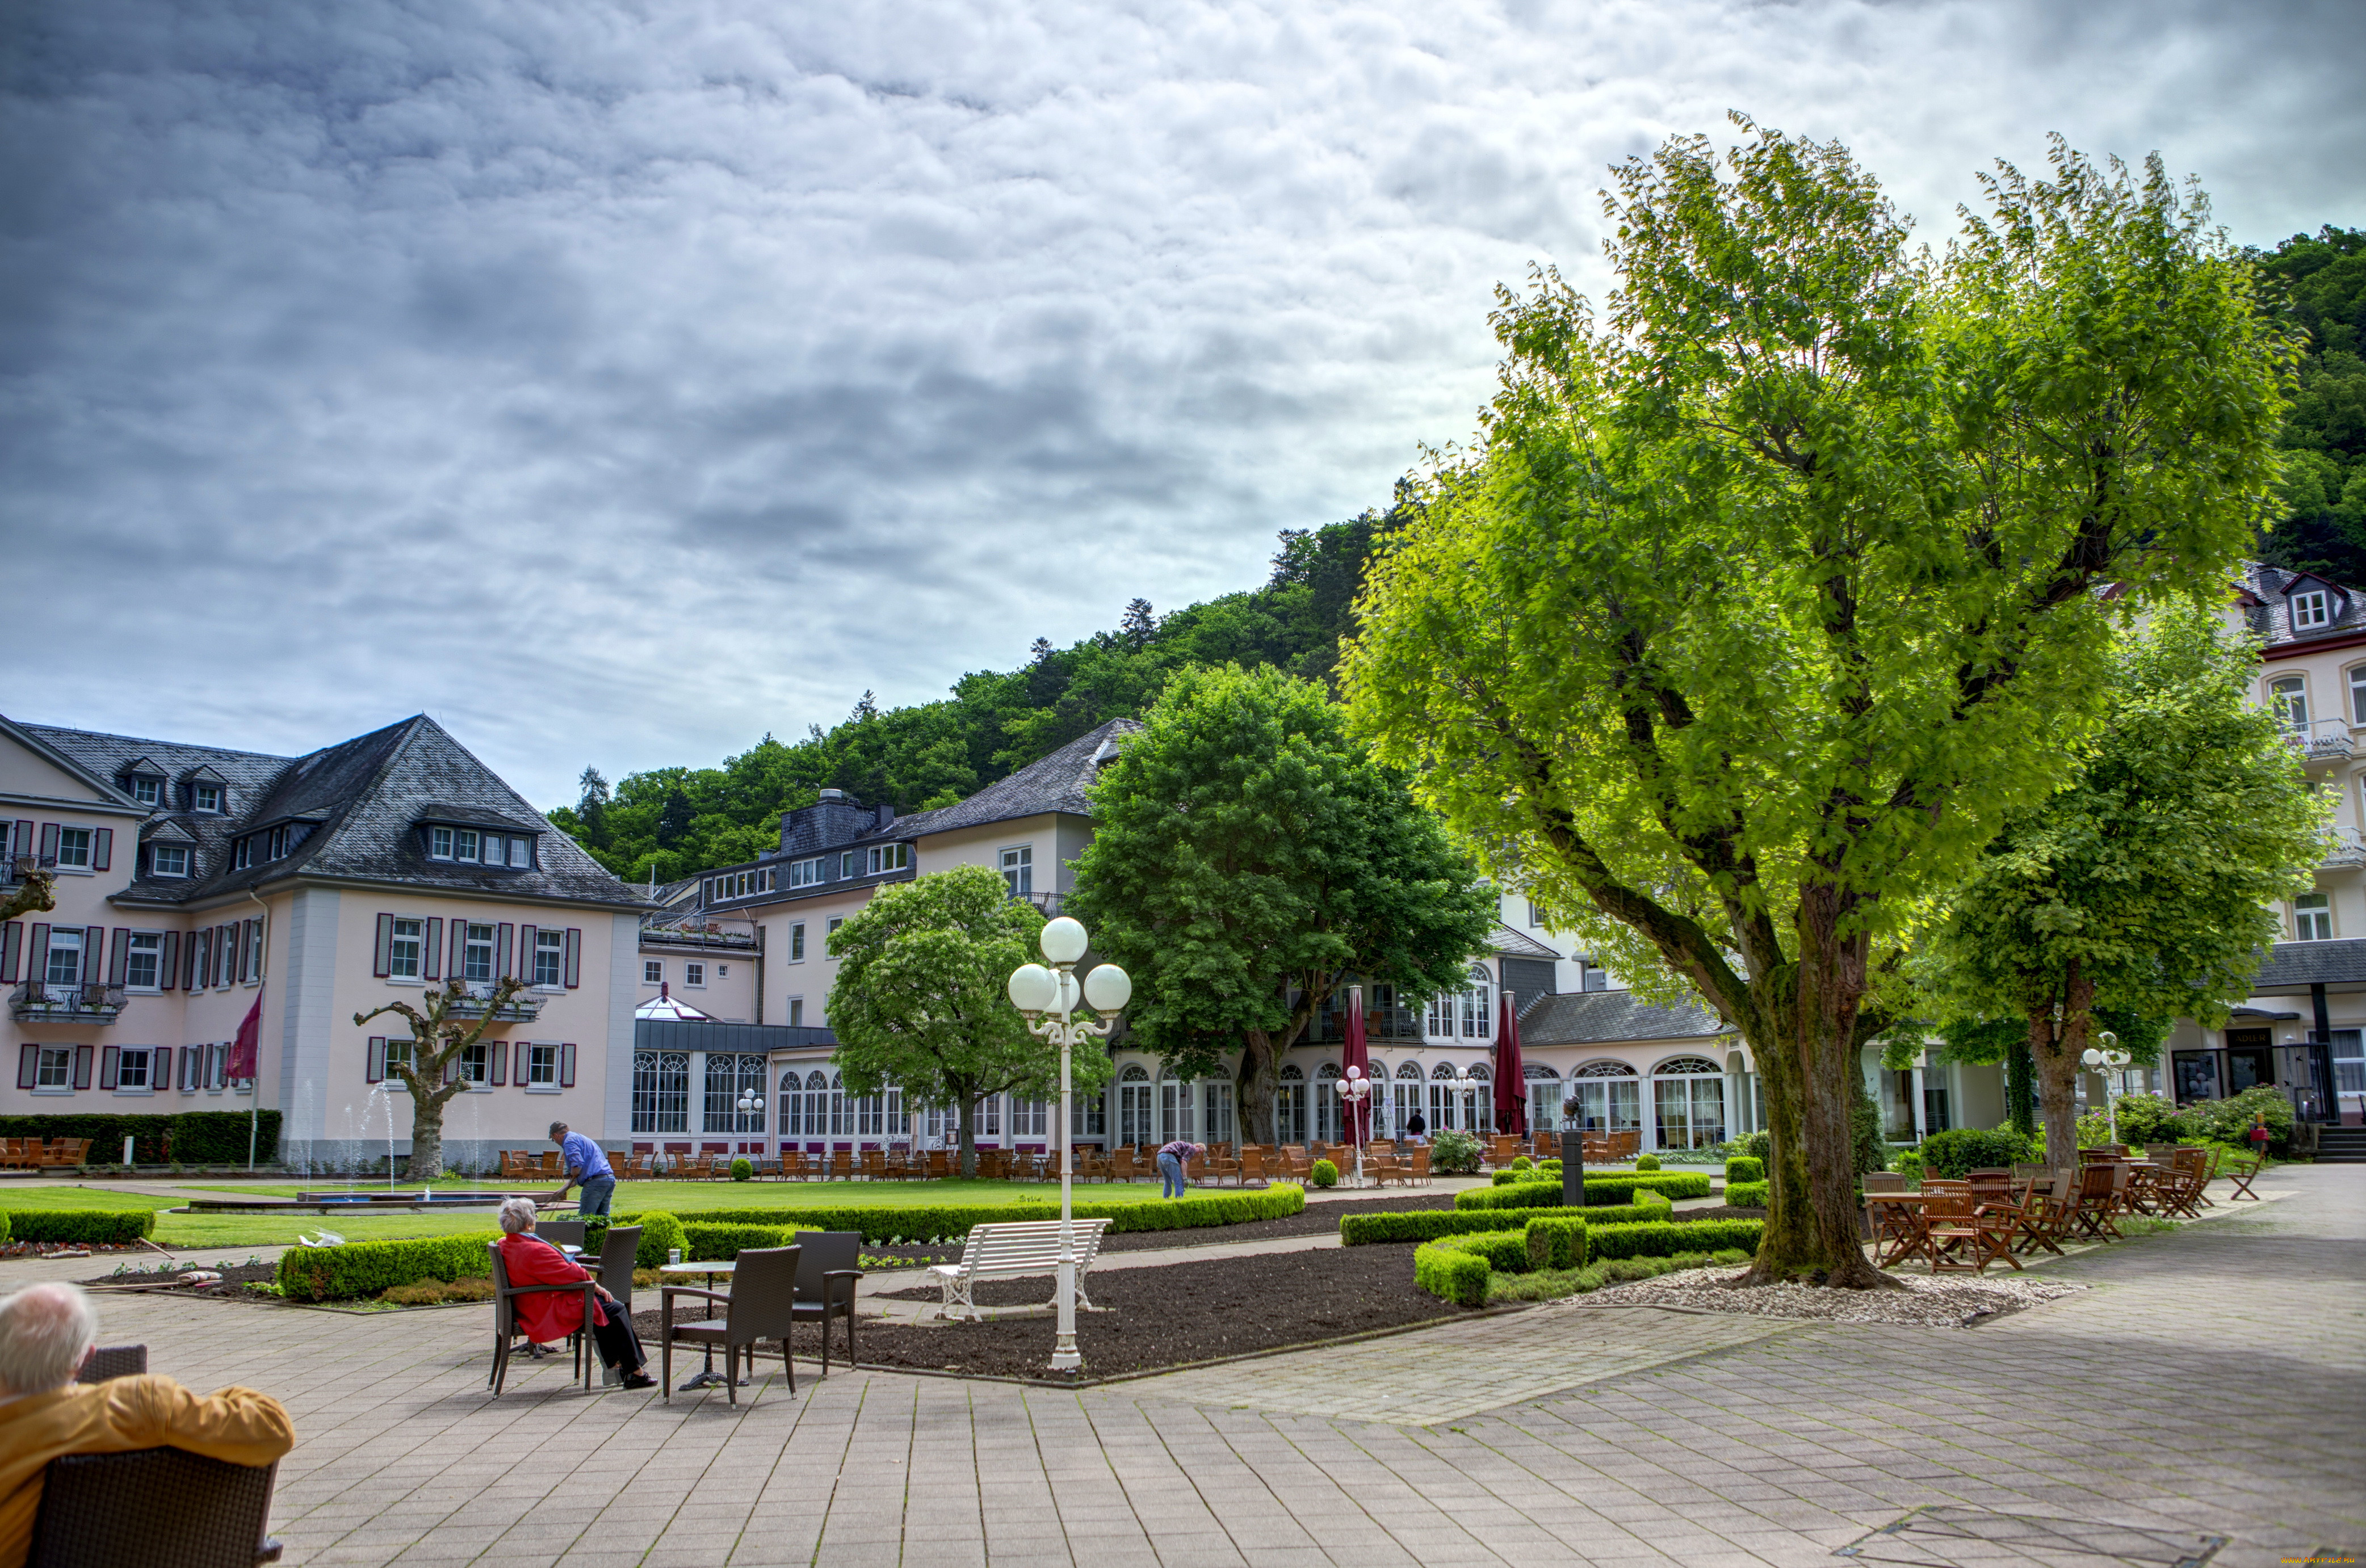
[2067,1163,2122,1241]
[829,1151,855,1182]
[1108,1147,1140,1183]
[1921,1190,2011,1274]
[2226,1152,2266,1202]
[926,1150,951,1179]
[861,1150,887,1180]
[1236,1147,1269,1187]
[661,1245,800,1408]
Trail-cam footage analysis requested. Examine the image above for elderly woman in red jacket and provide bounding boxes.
[496,1199,656,1390]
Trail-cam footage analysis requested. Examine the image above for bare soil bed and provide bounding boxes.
[635,1242,1466,1382]
[80,1260,283,1302]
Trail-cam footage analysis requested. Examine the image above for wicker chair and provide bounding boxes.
[77,1344,148,1383]
[536,1220,588,1252]
[661,1244,801,1407]
[486,1242,595,1395]
[790,1230,865,1373]
[28,1447,283,1567]
[597,1225,642,1315]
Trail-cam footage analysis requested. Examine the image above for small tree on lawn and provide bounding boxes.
[828,863,1093,1178]
[1065,663,1496,1144]
[354,976,530,1180]
[1913,606,2325,1168]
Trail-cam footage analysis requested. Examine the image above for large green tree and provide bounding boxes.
[1344,122,2291,1286]
[827,864,1102,1178]
[1911,607,2323,1167]
[1066,663,1496,1143]
[2252,226,2366,583]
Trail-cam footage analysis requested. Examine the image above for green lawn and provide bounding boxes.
[0,1186,185,1210]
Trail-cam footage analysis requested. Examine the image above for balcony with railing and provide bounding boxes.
[2323,827,2366,871]
[2284,720,2355,766]
[639,913,761,953]
[10,982,127,1025]
[441,982,545,1023]
[1,853,57,886]
[1306,1003,1427,1044]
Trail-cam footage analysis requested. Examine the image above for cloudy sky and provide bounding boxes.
[4,0,2358,806]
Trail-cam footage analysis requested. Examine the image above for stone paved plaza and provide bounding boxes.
[9,1165,2360,1567]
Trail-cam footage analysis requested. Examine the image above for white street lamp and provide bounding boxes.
[1450,1060,1479,1139]
[2080,1029,2132,1144]
[1332,1066,1373,1187]
[1008,914,1127,1373]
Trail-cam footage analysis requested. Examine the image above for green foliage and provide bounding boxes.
[0,1112,282,1166]
[0,1212,9,1243]
[729,1158,753,1182]
[2180,1086,2298,1154]
[1584,1218,1764,1262]
[1428,1129,1484,1175]
[545,516,1403,884]
[1733,1130,1771,1163]
[1915,1128,2039,1179]
[2251,227,2366,583]
[1524,1215,1587,1270]
[1340,1199,1670,1245]
[828,865,1091,1176]
[1633,1153,1660,1171]
[1,1209,151,1245]
[1437,1229,1536,1272]
[655,1186,1306,1250]
[1489,1248,1755,1304]
[276,1232,497,1302]
[618,1211,687,1269]
[1065,663,1494,1138]
[1724,1180,1769,1207]
[1851,1071,1887,1176]
[1455,1173,1707,1209]
[2109,1093,2183,1146]
[1723,1157,1764,1184]
[1412,1239,1492,1306]
[1310,1159,1338,1188]
[1509,1155,1533,1171]
[1415,1218,1767,1305]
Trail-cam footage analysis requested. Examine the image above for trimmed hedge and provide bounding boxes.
[656,1185,1306,1246]
[1442,1230,1534,1272]
[1456,1172,1710,1210]
[1723,1157,1764,1184]
[277,1231,497,1302]
[683,1223,789,1262]
[0,1111,283,1166]
[2,1209,154,1245]
[1724,1180,1769,1207]
[1490,1162,1567,1186]
[1412,1240,1491,1306]
[1341,1196,1670,1245]
[1585,1218,1761,1261]
[1634,1153,1660,1171]
[1524,1215,1585,1271]
[0,1212,9,1243]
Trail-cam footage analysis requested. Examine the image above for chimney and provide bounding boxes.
[819,788,846,802]
[876,803,895,828]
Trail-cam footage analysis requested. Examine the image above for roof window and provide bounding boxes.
[2293,588,2333,632]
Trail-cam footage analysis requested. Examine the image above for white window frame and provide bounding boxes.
[192,783,221,813]
[455,829,480,863]
[2295,892,2334,942]
[1001,844,1033,897]
[526,1042,559,1088]
[789,922,806,961]
[786,997,804,1027]
[508,836,530,868]
[44,929,83,987]
[233,838,253,871]
[532,929,564,987]
[788,857,825,889]
[480,834,504,864]
[35,1046,73,1092]
[867,843,910,875]
[462,923,494,983]
[54,828,92,870]
[685,961,706,988]
[2293,590,2332,631]
[2350,665,2366,726]
[129,776,159,805]
[458,1041,491,1086]
[125,932,163,991]
[115,1047,152,1092]
[644,959,664,985]
[2272,676,2310,734]
[150,845,188,879]
[430,826,454,859]
[388,918,425,980]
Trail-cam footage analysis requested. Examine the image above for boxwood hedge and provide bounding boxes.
[1723,1156,1764,1184]
[1455,1172,1710,1210]
[276,1231,498,1302]
[1723,1180,1769,1207]
[2,1209,154,1245]
[1411,1217,1767,1304]
[651,1184,1304,1247]
[601,1212,687,1268]
[1412,1240,1491,1306]
[1524,1215,1585,1271]
[1340,1196,1670,1245]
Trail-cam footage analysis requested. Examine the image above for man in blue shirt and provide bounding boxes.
[549,1121,616,1219]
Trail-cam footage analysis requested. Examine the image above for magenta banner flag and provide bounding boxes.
[1494,990,1526,1136]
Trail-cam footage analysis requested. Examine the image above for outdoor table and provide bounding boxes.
[1866,1192,1929,1269]
[658,1260,742,1391]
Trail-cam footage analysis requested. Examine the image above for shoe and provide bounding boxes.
[620,1372,657,1390]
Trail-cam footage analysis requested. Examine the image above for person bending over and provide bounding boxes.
[0,1281,294,1568]
[548,1121,616,1220]
[1155,1140,1203,1199]
[497,1199,656,1389]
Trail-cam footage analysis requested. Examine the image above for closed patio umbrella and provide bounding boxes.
[1495,990,1526,1136]
[1342,986,1371,1144]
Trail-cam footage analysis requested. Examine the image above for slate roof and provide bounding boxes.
[2245,938,2366,992]
[883,718,1140,842]
[1489,923,1560,961]
[2236,561,2366,651]
[30,716,648,911]
[1518,989,1734,1046]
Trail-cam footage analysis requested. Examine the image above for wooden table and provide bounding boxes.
[658,1260,740,1391]
[1865,1192,1929,1269]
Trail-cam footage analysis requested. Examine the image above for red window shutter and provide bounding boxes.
[490,1040,507,1086]
[423,918,442,980]
[73,1045,93,1090]
[99,1045,119,1091]
[497,923,514,980]
[373,913,394,977]
[28,924,50,982]
[83,926,104,986]
[560,1042,576,1088]
[110,928,131,986]
[39,823,58,861]
[564,928,582,989]
[16,1044,35,1090]
[93,828,111,872]
[367,1037,385,1083]
[0,920,18,984]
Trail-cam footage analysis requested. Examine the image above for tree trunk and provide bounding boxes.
[1239,1031,1279,1144]
[2006,1033,2038,1136]
[2033,965,2093,1168]
[1740,1023,1817,1284]
[957,1099,978,1179]
[406,1084,448,1180]
[1784,887,1894,1288]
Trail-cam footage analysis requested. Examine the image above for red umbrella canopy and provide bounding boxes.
[1495,990,1526,1136]
[1342,986,1371,1144]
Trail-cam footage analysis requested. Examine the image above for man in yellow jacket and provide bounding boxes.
[0,1281,294,1568]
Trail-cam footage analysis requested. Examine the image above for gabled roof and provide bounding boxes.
[2237,561,2366,650]
[883,718,1141,842]
[1518,989,1733,1046]
[1490,923,1560,961]
[140,818,198,844]
[118,755,167,777]
[0,714,148,813]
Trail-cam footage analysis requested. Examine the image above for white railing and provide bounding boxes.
[2324,827,2366,869]
[2284,720,2355,763]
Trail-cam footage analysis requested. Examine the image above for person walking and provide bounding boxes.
[548,1120,616,1220]
[1155,1139,1202,1199]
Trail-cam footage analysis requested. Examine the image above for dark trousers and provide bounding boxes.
[589,1305,645,1373]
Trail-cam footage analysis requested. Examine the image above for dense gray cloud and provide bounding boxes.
[2,0,2357,803]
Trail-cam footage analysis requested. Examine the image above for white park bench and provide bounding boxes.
[928,1218,1113,1322]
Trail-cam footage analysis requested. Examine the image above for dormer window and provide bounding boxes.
[867,843,911,875]
[192,783,222,813]
[233,838,253,871]
[150,845,188,878]
[128,775,160,806]
[2293,589,2333,632]
[419,818,534,868]
[430,826,453,859]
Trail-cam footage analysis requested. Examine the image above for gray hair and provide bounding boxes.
[497,1198,539,1235]
[0,1282,99,1396]
[548,1122,568,1140]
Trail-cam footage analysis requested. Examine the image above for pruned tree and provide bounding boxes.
[1912,607,2324,1167]
[828,863,1093,1178]
[354,976,530,1180]
[1066,663,1496,1142]
[1,865,55,925]
[1344,122,2291,1285]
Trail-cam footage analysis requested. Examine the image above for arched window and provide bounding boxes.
[1654,1056,1722,1077]
[1431,1061,1457,1079]
[1522,1063,1560,1136]
[1274,1062,1307,1144]
[1462,964,1492,1040]
[1118,1062,1153,1145]
[1566,1061,1641,1137]
[1575,1060,1637,1077]
[1523,1064,1560,1080]
[2271,675,2309,734]
[1395,1061,1423,1079]
[1314,1061,1341,1140]
[704,1052,766,1134]
[1652,1057,1726,1150]
[1120,1063,1150,1081]
[632,1051,689,1134]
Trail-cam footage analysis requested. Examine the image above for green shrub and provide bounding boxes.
[2180,1086,2297,1154]
[1438,1230,1533,1272]
[1509,1155,1532,1171]
[1585,1218,1763,1261]
[1310,1159,1338,1188]
[1723,1156,1764,1183]
[1889,1146,1926,1180]
[729,1157,754,1182]
[276,1231,497,1302]
[1634,1153,1660,1171]
[2110,1092,2182,1147]
[1429,1129,1483,1174]
[1916,1128,2035,1179]
[1455,1172,1709,1210]
[647,1186,1308,1248]
[1723,1180,1769,1207]
[2,1210,154,1245]
[683,1222,790,1262]
[1412,1240,1491,1306]
[1734,1129,1772,1163]
[0,1212,9,1243]
[0,1111,284,1166]
[1341,1197,1669,1245]
[1524,1215,1585,1271]
[615,1211,687,1268]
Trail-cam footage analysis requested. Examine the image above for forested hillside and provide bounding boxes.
[2255,225,2366,582]
[548,506,1399,885]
